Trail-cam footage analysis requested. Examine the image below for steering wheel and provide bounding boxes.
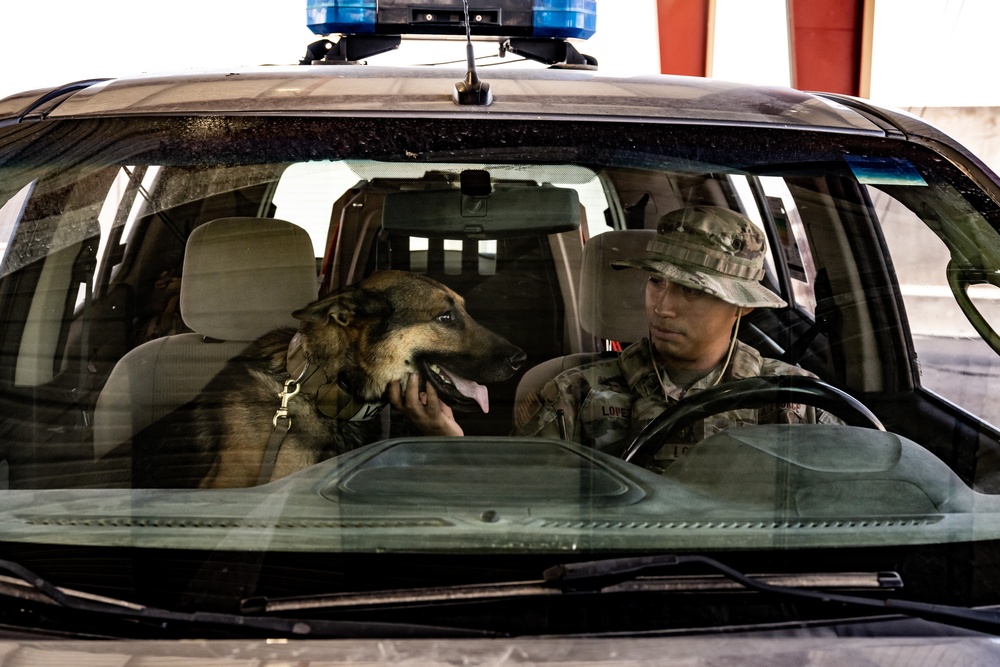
[621,375,885,469]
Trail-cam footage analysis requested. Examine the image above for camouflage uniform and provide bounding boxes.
[514,337,841,471]
[515,205,845,470]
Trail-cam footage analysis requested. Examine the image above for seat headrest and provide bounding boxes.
[180,217,317,341]
[579,230,654,344]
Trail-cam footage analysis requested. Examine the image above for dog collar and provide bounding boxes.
[285,333,386,421]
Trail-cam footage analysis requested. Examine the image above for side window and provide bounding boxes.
[2,167,120,386]
[873,187,1000,427]
[77,166,160,309]
[759,177,819,315]
[731,175,819,315]
[0,181,34,271]
[271,161,360,257]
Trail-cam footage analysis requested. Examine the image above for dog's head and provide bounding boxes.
[291,270,526,413]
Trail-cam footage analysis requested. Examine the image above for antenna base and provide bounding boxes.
[453,72,493,106]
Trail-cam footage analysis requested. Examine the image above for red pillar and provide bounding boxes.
[787,0,873,97]
[656,0,713,77]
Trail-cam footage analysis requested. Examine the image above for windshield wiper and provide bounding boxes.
[0,558,499,639]
[244,567,899,614]
[245,554,1000,636]
[545,554,1000,636]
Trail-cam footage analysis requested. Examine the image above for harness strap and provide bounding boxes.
[258,334,388,485]
[286,332,387,420]
[258,376,302,485]
[258,417,291,486]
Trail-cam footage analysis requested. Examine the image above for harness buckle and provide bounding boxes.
[273,378,301,427]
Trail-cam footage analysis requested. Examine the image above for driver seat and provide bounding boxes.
[513,230,653,415]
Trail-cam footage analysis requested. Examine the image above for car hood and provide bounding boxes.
[1,635,998,665]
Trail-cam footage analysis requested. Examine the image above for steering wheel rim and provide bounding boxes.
[621,375,885,469]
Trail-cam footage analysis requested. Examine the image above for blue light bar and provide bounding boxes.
[306,0,376,35]
[306,0,597,40]
[533,0,597,40]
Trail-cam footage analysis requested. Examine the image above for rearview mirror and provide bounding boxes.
[382,185,581,238]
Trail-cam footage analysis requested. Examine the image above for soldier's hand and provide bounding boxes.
[389,374,464,437]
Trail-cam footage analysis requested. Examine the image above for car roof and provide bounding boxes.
[0,65,886,134]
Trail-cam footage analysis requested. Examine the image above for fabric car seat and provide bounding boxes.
[93,217,318,460]
[513,229,654,414]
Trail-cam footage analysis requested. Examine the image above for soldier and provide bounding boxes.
[513,205,840,471]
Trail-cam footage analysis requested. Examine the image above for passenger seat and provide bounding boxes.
[93,217,318,460]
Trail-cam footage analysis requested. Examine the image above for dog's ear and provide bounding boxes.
[293,290,356,326]
[292,287,390,327]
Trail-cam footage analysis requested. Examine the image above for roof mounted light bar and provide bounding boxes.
[302,0,597,69]
[306,0,596,40]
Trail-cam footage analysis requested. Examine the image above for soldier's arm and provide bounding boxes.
[514,379,582,441]
[755,359,845,427]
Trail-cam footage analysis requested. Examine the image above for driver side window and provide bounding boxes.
[874,188,1000,427]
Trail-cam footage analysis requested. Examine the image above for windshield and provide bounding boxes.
[3,113,1000,638]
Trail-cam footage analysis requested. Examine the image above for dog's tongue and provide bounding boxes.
[440,367,490,413]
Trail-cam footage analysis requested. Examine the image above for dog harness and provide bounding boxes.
[258,333,386,485]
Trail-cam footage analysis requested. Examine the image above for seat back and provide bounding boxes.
[514,230,653,412]
[93,217,318,459]
[578,230,654,344]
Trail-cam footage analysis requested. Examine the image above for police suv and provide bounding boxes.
[2,1,1000,663]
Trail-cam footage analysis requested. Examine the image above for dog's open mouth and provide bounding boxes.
[422,361,490,413]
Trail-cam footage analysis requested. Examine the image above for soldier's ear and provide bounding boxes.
[739,307,755,317]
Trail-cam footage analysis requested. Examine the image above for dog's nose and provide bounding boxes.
[508,348,527,370]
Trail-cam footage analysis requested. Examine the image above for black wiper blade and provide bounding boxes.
[245,571,896,613]
[545,554,1000,636]
[0,558,499,639]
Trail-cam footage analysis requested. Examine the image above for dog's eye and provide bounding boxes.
[437,311,455,324]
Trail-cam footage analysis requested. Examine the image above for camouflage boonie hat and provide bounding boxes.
[611,206,787,309]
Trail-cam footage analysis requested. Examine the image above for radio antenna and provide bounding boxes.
[452,0,493,105]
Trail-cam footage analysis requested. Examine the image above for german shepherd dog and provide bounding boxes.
[135,270,526,488]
